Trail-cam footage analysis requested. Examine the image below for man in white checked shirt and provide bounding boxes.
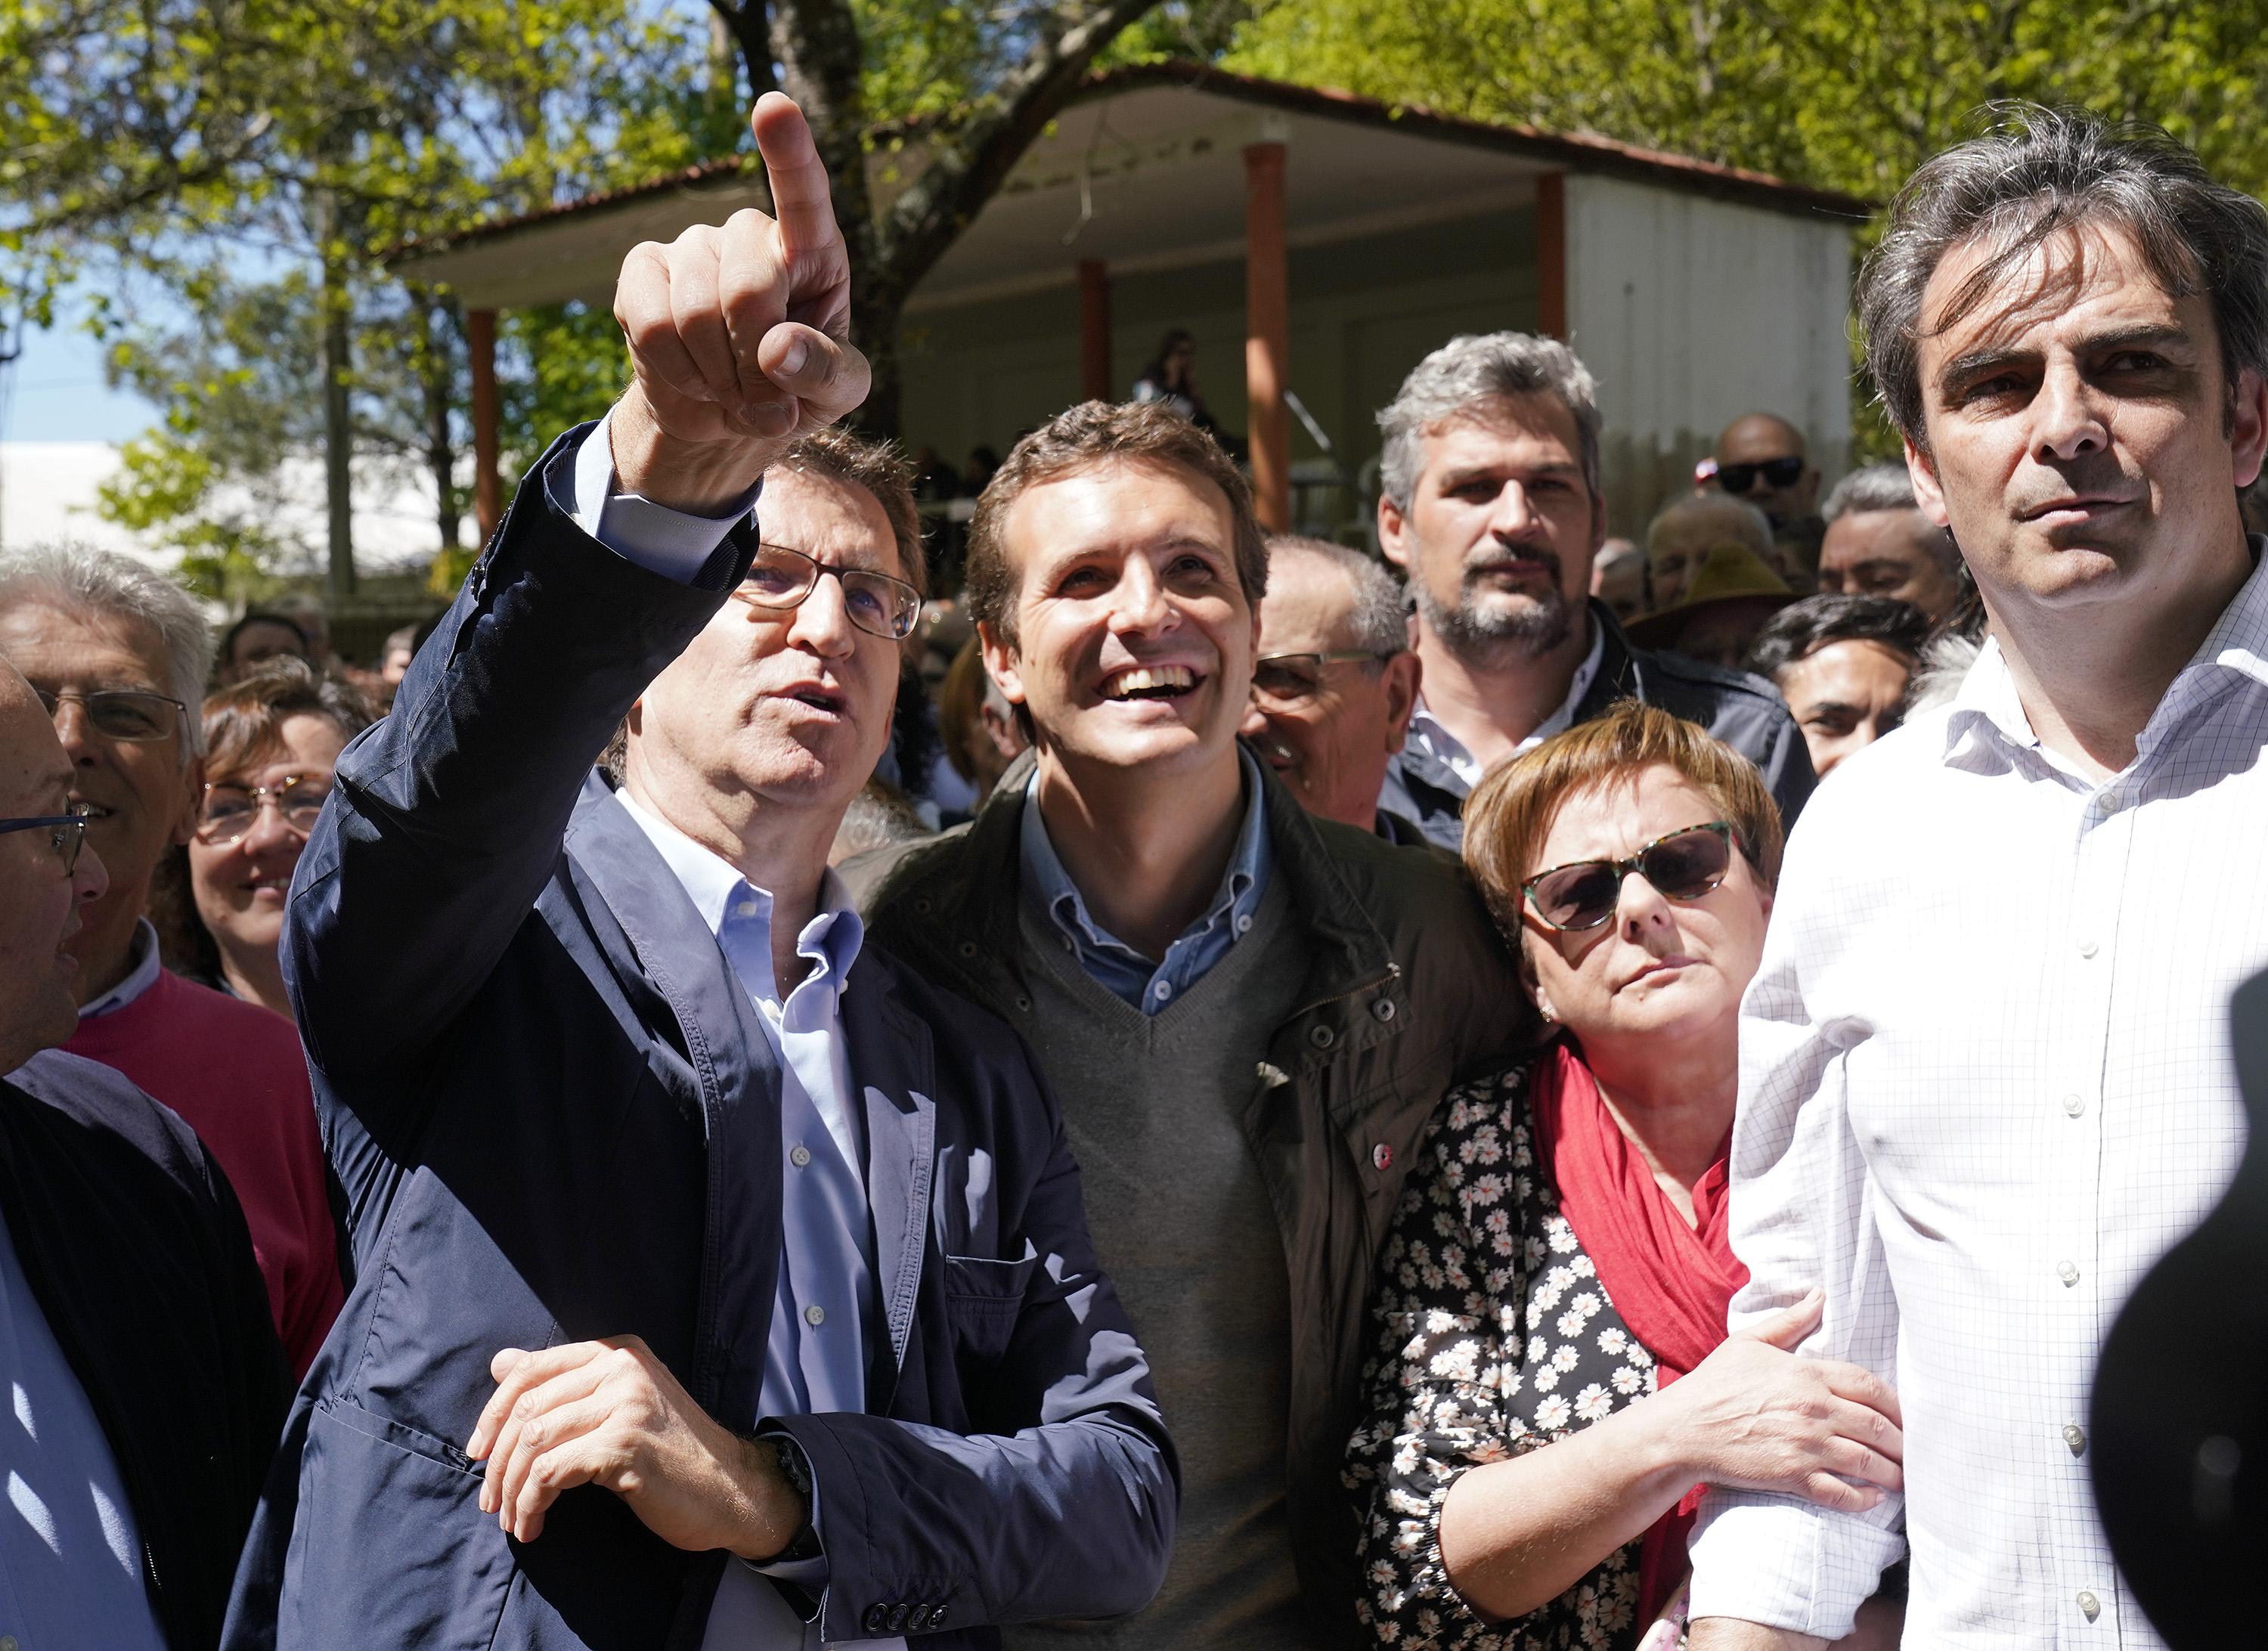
[1687,109,2268,1648]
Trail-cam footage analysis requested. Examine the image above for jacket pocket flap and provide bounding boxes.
[942,1251,1040,1306]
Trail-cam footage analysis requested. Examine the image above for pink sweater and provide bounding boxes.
[67,968,343,1377]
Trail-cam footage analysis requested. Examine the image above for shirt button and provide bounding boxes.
[804,1304,826,1327]
[2057,1260,2080,1286]
[2077,937,2099,958]
[2065,1422,2087,1456]
[1153,980,1173,1002]
[2077,1590,2101,1620]
[2063,1093,2087,1118]
[3,1635,21,1651]
[790,1145,812,1169]
[1235,914,1253,934]
[735,899,759,918]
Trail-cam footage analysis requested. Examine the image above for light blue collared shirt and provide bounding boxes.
[1018,748,1273,1014]
[573,423,900,1651]
[0,1197,168,1651]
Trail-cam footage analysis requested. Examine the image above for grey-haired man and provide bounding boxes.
[1817,460,1966,621]
[1374,332,1814,850]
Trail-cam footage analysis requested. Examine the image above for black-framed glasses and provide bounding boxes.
[1709,456,1805,495]
[197,775,333,845]
[34,686,187,743]
[1250,650,1399,709]
[1521,822,1740,933]
[0,804,94,875]
[730,543,921,641]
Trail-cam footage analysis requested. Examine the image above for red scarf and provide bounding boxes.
[1527,1042,1748,1625]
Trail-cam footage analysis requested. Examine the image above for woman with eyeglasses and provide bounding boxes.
[1346,701,1904,1651]
[172,657,373,1018]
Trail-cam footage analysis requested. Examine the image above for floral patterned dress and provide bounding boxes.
[1345,1060,1669,1651]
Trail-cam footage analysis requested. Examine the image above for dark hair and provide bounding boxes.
[201,654,376,777]
[1861,104,2268,447]
[1743,594,1933,682]
[219,610,308,668]
[963,399,1268,648]
[1140,328,1196,388]
[772,426,928,600]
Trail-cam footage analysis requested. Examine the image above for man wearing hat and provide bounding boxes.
[1627,537,1801,672]
[1375,331,1815,849]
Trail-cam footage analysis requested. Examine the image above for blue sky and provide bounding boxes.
[3,305,157,444]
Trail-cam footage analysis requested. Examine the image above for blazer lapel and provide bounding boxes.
[841,958,936,1402]
[563,776,782,1424]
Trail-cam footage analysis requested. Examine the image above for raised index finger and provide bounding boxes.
[750,93,838,264]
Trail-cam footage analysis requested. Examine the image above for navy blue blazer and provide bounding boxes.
[223,432,1176,1650]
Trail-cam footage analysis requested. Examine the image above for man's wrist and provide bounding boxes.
[606,393,781,516]
[725,1435,811,1562]
[1687,1620,1829,1650]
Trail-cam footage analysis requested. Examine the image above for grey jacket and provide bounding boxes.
[843,750,1534,1646]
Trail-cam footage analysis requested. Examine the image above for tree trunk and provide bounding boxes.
[319,192,357,598]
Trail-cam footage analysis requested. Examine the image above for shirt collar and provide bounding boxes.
[1019,745,1272,964]
[78,918,163,1021]
[614,787,863,1005]
[1406,620,1606,785]
[1948,536,2268,764]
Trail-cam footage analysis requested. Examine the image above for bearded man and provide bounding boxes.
[1376,332,1814,849]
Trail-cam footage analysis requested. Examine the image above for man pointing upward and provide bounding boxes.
[225,94,1175,1651]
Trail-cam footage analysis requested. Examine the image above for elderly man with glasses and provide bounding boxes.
[0,542,344,1377]
[225,96,1173,1651]
[1238,534,1427,841]
[0,657,288,1651]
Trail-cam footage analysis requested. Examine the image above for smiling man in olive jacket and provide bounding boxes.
[846,401,1532,1651]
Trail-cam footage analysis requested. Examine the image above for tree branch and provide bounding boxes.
[865,0,1163,309]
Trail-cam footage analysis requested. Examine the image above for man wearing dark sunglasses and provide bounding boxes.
[0,659,290,1651]
[1706,413,1822,528]
[231,94,1173,1651]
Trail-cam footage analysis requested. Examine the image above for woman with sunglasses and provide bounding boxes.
[1346,701,1904,1650]
[174,656,373,1018]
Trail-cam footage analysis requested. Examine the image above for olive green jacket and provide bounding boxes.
[844,749,1535,1646]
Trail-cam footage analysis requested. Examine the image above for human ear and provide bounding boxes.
[2229,367,2268,490]
[1381,653,1422,748]
[978,621,1027,711]
[1904,437,1952,530]
[170,754,206,849]
[1377,492,1413,570]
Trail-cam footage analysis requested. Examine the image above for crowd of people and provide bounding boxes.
[1,88,2263,1651]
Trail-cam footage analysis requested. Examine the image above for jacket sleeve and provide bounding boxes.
[767,1045,1178,1637]
[282,426,752,1106]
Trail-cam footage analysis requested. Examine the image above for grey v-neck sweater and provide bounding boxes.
[1003,872,1315,1650]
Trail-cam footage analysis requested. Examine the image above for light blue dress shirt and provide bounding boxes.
[0,1205,167,1651]
[1018,748,1273,1014]
[571,423,902,1651]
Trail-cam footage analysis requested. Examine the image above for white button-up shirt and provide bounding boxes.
[1688,550,2268,1646]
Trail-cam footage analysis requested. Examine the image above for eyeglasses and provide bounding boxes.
[1521,822,1740,933]
[1250,651,1399,709]
[1708,456,1806,496]
[730,544,922,641]
[34,686,187,743]
[0,804,94,875]
[197,775,333,845]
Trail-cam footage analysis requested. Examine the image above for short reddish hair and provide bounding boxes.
[1462,699,1784,943]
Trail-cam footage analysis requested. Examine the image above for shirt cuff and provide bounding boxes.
[1685,1488,1906,1639]
[569,414,761,584]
